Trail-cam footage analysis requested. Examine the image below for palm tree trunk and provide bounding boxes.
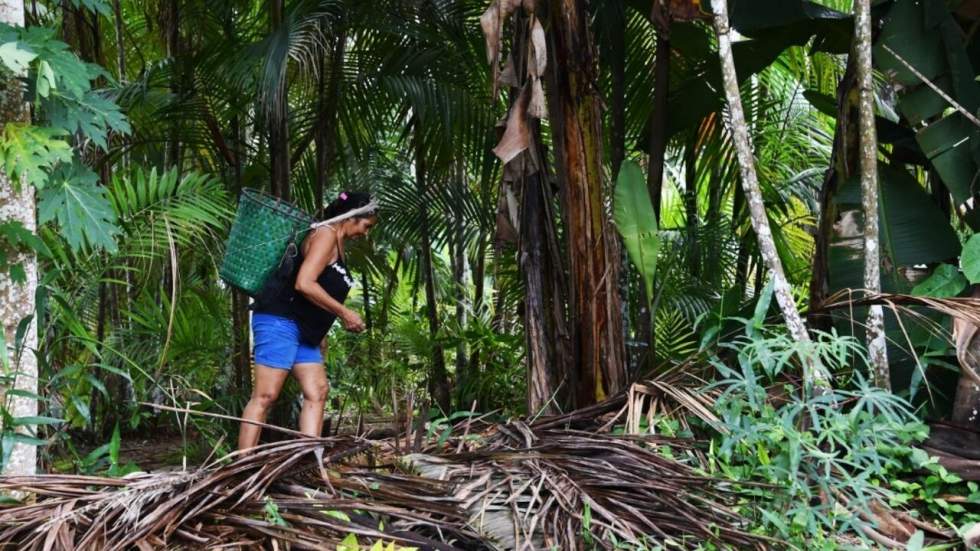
[710,0,830,388]
[314,29,346,210]
[522,164,560,415]
[808,58,857,333]
[0,0,38,478]
[165,0,180,171]
[609,0,626,179]
[546,0,626,406]
[855,0,889,389]
[646,2,670,220]
[451,161,468,403]
[268,0,289,201]
[684,131,699,277]
[414,133,451,413]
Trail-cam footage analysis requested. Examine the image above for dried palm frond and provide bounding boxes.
[0,436,485,550]
[819,290,980,327]
[405,422,772,550]
[0,420,770,550]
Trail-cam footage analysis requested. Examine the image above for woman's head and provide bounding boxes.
[317,191,377,238]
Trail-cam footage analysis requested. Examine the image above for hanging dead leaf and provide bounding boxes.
[498,53,519,90]
[480,0,524,66]
[668,0,707,22]
[492,84,531,163]
[528,77,547,119]
[528,17,547,78]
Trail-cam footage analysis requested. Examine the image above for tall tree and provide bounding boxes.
[854,0,889,389]
[710,0,830,388]
[268,0,290,201]
[314,28,346,209]
[0,0,38,477]
[415,129,451,413]
[646,0,670,221]
[546,0,626,406]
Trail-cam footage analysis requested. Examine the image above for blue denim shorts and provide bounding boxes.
[252,313,322,370]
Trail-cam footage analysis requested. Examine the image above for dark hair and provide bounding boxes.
[316,191,376,221]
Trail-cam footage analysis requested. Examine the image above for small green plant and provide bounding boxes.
[263,496,287,527]
[705,324,926,546]
[76,423,140,476]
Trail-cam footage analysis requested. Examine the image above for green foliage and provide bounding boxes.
[0,124,72,189]
[263,497,288,527]
[706,322,926,545]
[614,159,660,303]
[38,162,120,252]
[0,220,49,281]
[74,423,141,476]
[0,21,129,267]
[961,234,980,284]
[885,449,980,530]
[912,264,968,298]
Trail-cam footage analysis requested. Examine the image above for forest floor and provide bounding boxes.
[10,399,980,549]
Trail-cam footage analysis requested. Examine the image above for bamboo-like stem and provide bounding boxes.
[710,0,831,389]
[855,0,890,389]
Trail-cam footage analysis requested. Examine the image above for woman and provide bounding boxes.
[238,191,377,450]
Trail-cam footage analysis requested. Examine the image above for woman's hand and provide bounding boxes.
[340,309,366,333]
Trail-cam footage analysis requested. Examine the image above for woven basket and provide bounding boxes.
[219,189,314,296]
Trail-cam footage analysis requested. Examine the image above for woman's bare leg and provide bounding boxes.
[238,365,290,450]
[292,362,329,437]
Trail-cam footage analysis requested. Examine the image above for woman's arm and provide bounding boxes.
[294,229,365,332]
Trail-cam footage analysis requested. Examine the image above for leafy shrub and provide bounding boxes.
[706,327,927,545]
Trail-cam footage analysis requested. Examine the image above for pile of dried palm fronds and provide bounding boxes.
[0,419,770,550]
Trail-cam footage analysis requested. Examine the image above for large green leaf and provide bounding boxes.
[0,41,36,73]
[829,163,961,293]
[632,0,853,146]
[0,124,72,188]
[38,163,120,253]
[962,234,980,284]
[614,160,660,301]
[874,0,980,229]
[911,263,967,298]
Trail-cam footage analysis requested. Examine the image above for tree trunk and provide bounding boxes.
[269,0,289,201]
[229,114,252,395]
[711,0,830,388]
[113,0,125,80]
[521,164,561,415]
[808,58,857,332]
[854,0,889,389]
[414,133,451,413]
[706,158,723,288]
[952,286,980,428]
[0,0,38,478]
[609,0,626,179]
[684,130,699,277]
[451,161,468,406]
[314,29,346,210]
[646,2,670,221]
[165,0,181,171]
[546,0,626,407]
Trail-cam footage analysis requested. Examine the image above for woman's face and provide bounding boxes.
[346,215,377,239]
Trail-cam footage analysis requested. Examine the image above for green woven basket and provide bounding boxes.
[220,189,314,296]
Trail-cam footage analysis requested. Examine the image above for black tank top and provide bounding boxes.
[253,243,354,345]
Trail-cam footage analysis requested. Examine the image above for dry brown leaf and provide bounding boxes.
[528,78,547,119]
[498,53,519,90]
[492,85,531,163]
[529,17,547,78]
[480,0,523,65]
[668,0,707,22]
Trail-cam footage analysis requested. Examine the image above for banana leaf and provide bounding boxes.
[614,160,660,302]
[875,0,980,229]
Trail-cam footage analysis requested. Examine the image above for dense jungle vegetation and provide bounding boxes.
[3,0,980,548]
